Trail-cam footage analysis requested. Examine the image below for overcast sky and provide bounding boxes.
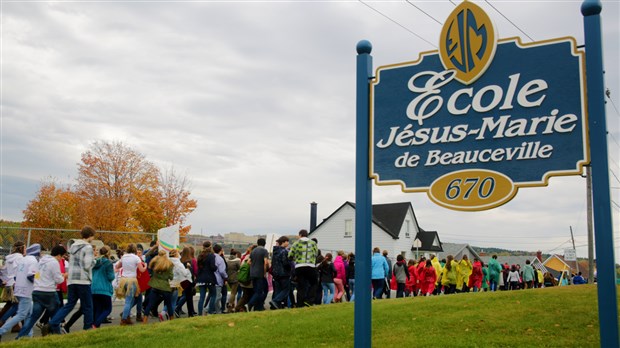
[1,1,618,259]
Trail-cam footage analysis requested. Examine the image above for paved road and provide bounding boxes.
[1,296,210,341]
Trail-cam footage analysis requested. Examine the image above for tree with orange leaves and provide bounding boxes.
[22,179,80,246]
[75,140,163,232]
[159,166,197,237]
[22,141,198,243]
[23,180,79,229]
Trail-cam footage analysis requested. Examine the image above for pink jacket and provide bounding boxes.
[333,256,346,282]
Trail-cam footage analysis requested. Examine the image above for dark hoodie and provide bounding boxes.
[271,245,290,277]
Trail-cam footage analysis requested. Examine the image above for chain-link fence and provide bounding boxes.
[0,226,156,258]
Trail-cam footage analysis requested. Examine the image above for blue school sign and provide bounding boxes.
[356,1,617,347]
[370,1,588,211]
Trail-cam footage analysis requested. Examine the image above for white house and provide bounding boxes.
[308,201,436,262]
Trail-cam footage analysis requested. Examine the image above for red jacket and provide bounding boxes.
[406,265,417,291]
[423,266,437,285]
[468,260,483,288]
[57,259,68,293]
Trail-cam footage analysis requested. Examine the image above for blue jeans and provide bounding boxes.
[271,276,290,306]
[50,284,93,333]
[167,289,178,314]
[322,282,335,304]
[0,296,32,336]
[175,287,195,316]
[0,302,18,322]
[349,279,356,302]
[220,285,227,312]
[197,285,211,316]
[207,285,222,314]
[372,279,384,299]
[18,291,59,338]
[247,278,267,311]
[122,282,138,320]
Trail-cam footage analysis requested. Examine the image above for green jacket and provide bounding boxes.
[288,237,318,268]
[522,264,536,282]
[482,266,489,289]
[488,258,502,282]
[148,268,173,292]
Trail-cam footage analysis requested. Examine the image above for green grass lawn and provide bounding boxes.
[3,285,611,347]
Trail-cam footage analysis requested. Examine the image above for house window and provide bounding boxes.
[405,220,411,238]
[344,219,353,237]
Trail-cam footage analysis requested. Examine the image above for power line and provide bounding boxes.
[609,156,620,171]
[358,0,437,49]
[405,0,442,25]
[440,232,552,239]
[610,169,620,185]
[608,132,620,149]
[607,89,620,116]
[483,0,534,42]
[545,239,572,253]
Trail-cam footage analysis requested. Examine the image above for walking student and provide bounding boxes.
[0,244,40,340]
[333,251,346,303]
[270,237,290,309]
[115,243,147,325]
[226,250,241,311]
[91,246,115,328]
[0,241,25,326]
[246,238,269,311]
[17,245,66,339]
[371,247,389,299]
[142,250,174,323]
[288,230,319,307]
[318,253,336,304]
[392,255,410,298]
[49,227,97,334]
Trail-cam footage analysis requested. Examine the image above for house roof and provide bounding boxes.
[371,202,412,239]
[543,254,572,270]
[543,254,591,279]
[480,255,547,272]
[309,201,416,240]
[413,229,443,252]
[437,242,480,260]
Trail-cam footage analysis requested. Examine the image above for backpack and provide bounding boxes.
[238,261,250,283]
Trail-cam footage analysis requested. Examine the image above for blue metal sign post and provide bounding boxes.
[581,1,619,346]
[355,40,373,348]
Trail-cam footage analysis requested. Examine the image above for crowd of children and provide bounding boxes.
[0,227,585,341]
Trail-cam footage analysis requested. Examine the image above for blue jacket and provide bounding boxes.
[91,257,115,296]
[371,252,389,280]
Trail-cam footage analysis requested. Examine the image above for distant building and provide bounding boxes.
[543,254,591,280]
[224,232,263,244]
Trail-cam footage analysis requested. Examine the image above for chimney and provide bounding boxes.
[310,202,318,232]
[536,250,543,262]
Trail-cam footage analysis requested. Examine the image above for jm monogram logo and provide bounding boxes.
[439,1,497,85]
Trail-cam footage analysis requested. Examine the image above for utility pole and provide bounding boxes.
[570,226,580,274]
[586,165,595,283]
